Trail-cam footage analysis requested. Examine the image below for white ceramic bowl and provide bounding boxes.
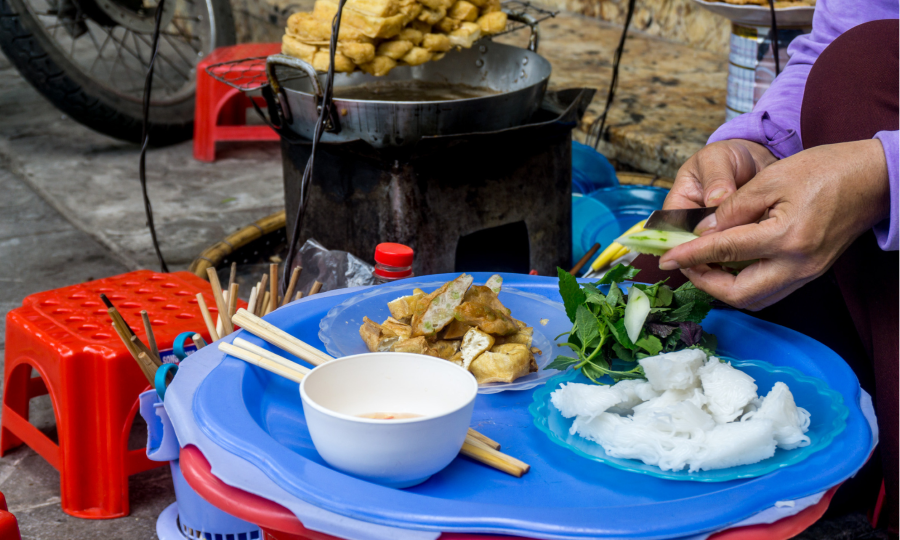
[299,352,478,488]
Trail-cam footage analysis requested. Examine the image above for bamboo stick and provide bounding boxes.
[460,441,528,477]
[247,286,259,316]
[260,291,271,316]
[112,323,154,385]
[192,334,208,350]
[219,342,306,384]
[569,242,601,276]
[196,293,220,342]
[233,338,311,375]
[140,310,159,360]
[464,436,529,472]
[216,290,227,338]
[228,261,237,290]
[228,282,240,321]
[131,334,161,368]
[232,309,333,366]
[294,291,303,302]
[282,266,302,307]
[100,294,134,335]
[136,351,161,384]
[256,274,268,314]
[269,263,278,314]
[467,428,500,450]
[308,281,323,296]
[206,267,233,335]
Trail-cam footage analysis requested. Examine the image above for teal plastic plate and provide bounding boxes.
[529,358,849,482]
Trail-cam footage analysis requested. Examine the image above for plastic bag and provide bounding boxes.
[290,238,376,296]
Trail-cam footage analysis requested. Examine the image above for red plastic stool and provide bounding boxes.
[179,445,841,540]
[194,43,283,162]
[0,491,22,540]
[1,271,229,519]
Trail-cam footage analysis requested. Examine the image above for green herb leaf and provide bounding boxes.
[663,327,683,351]
[673,282,715,323]
[585,292,607,306]
[655,285,674,307]
[575,305,599,347]
[558,267,586,323]
[635,334,663,356]
[605,283,622,308]
[612,342,636,362]
[661,302,694,322]
[607,318,635,349]
[598,264,641,285]
[546,355,581,371]
[582,283,603,298]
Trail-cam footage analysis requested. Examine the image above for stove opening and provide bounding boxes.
[455,221,530,274]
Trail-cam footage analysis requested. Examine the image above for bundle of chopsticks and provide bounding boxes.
[103,293,206,386]
[197,262,324,343]
[221,308,531,478]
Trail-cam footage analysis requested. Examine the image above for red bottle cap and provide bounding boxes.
[374,243,414,267]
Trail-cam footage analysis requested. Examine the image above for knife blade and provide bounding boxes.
[644,207,717,234]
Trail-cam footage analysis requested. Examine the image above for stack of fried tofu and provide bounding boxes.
[282,0,508,76]
[358,274,542,385]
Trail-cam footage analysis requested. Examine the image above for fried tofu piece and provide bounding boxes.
[359,316,400,351]
[441,319,471,339]
[421,32,452,52]
[380,317,413,340]
[345,0,398,17]
[469,343,535,384]
[399,1,423,22]
[282,35,317,63]
[482,0,501,12]
[401,46,433,65]
[460,327,495,370]
[377,39,414,59]
[426,339,460,360]
[463,285,511,316]
[410,274,474,336]
[290,11,373,42]
[358,55,397,75]
[448,0,478,21]
[419,0,453,10]
[387,292,423,322]
[494,326,533,347]
[448,22,481,48]
[485,274,503,294]
[417,6,446,25]
[391,336,430,354]
[312,50,356,72]
[453,301,518,336]
[477,10,507,34]
[431,52,446,61]
[410,19,434,33]
[434,16,460,33]
[337,41,376,63]
[397,27,424,45]
[315,0,406,38]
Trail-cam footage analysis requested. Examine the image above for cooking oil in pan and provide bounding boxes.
[332,80,499,102]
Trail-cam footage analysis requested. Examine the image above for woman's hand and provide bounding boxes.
[658,139,891,310]
[664,139,778,214]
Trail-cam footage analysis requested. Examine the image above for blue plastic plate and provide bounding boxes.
[192,274,873,540]
[318,280,571,393]
[531,359,848,482]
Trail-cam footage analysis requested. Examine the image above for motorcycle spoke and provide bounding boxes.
[161,32,197,68]
[86,23,113,75]
[131,30,192,83]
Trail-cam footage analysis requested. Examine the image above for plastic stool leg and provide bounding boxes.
[1,362,33,454]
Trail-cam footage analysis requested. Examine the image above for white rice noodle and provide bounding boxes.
[745,382,812,450]
[638,349,706,392]
[550,382,625,421]
[607,379,659,415]
[699,358,759,424]
[687,420,778,471]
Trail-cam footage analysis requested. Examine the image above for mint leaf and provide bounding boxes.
[585,292,607,306]
[612,342,636,362]
[605,283,622,308]
[598,264,641,285]
[635,334,663,356]
[575,305,599,347]
[546,356,580,371]
[673,282,715,323]
[607,318,635,349]
[582,283,603,297]
[661,302,693,322]
[558,267,586,323]
[655,285,674,307]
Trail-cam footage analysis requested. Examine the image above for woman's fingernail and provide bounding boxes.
[659,260,680,271]
[695,213,718,235]
[707,189,726,204]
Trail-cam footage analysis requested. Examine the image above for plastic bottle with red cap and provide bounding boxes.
[373,243,415,284]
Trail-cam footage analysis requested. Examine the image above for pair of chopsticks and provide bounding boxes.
[222,309,531,478]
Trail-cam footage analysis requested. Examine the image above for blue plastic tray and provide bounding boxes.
[192,273,873,540]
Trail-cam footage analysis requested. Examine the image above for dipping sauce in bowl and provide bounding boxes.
[300,352,478,488]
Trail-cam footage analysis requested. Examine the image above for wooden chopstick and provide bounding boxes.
[196,293,220,342]
[228,261,237,290]
[228,282,240,321]
[222,338,529,476]
[206,267,234,335]
[232,309,333,366]
[569,242,601,275]
[100,294,134,335]
[256,274,268,315]
[219,342,306,383]
[247,286,259,316]
[282,266,301,307]
[467,428,500,450]
[269,263,278,314]
[294,291,303,302]
[192,334,208,350]
[308,281,323,296]
[112,323,155,385]
[261,292,271,316]
[141,310,159,360]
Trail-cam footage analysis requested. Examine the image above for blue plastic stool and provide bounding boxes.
[140,390,261,540]
[571,141,618,194]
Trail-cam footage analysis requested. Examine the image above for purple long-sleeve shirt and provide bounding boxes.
[708,0,899,251]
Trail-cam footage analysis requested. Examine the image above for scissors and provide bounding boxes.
[154,331,198,401]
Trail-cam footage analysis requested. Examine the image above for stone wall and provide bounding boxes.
[537,0,730,54]
[231,0,732,54]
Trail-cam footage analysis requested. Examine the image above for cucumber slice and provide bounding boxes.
[616,230,699,257]
[624,286,651,344]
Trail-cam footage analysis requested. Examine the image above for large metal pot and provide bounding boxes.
[265,38,552,147]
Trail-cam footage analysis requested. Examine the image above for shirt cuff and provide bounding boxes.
[873,130,898,251]
[707,111,804,159]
